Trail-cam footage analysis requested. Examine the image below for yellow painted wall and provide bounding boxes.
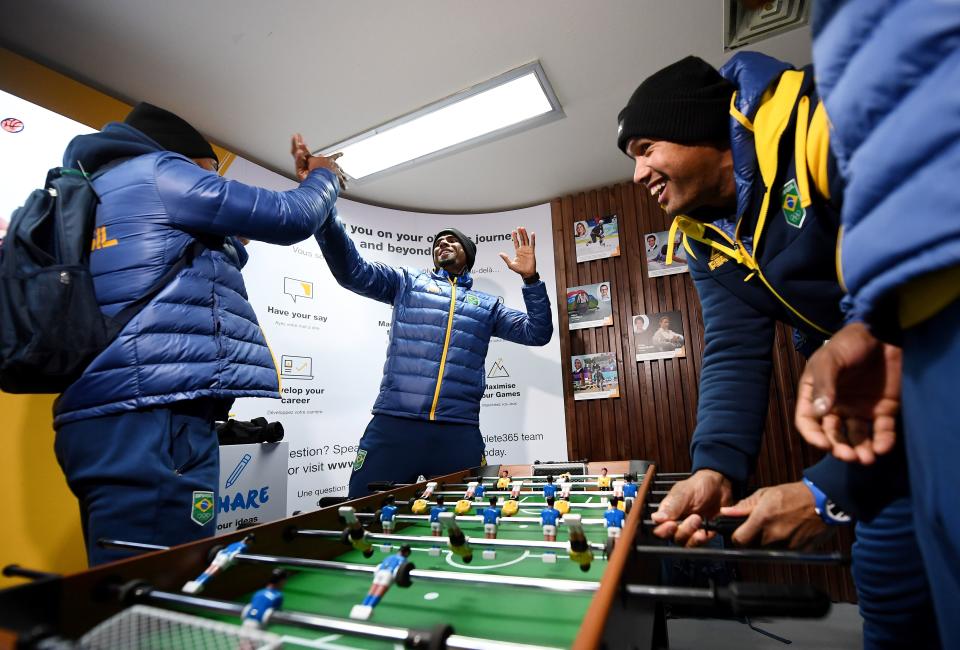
[0,47,234,584]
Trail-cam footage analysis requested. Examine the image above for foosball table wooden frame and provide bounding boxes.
[0,461,841,649]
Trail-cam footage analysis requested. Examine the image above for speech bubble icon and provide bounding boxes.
[284,277,314,302]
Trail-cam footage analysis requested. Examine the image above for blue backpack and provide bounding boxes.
[0,166,201,394]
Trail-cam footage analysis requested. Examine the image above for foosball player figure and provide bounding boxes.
[340,506,375,558]
[421,481,438,499]
[482,496,501,539]
[622,473,638,510]
[597,467,611,489]
[410,497,429,514]
[501,497,519,518]
[542,475,558,499]
[430,496,447,536]
[510,480,524,499]
[564,514,593,572]
[612,479,624,498]
[464,481,479,499]
[541,497,561,542]
[349,545,413,621]
[559,479,572,500]
[440,512,473,563]
[496,469,511,490]
[473,481,486,500]
[241,568,288,628]
[379,496,398,535]
[182,533,253,594]
[604,496,625,539]
[454,498,473,515]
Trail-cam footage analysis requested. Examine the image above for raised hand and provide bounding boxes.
[290,133,348,189]
[498,226,537,279]
[795,322,901,465]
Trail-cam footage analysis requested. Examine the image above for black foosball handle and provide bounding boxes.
[702,515,748,537]
[716,582,831,618]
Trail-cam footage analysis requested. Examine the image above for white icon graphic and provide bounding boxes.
[281,355,313,380]
[283,277,314,303]
[487,359,510,379]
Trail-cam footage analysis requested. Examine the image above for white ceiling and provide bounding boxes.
[0,1,812,213]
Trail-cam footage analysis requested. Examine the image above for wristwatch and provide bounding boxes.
[522,272,541,285]
[802,478,852,525]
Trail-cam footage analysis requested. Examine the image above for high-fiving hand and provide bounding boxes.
[290,133,348,190]
[498,226,538,280]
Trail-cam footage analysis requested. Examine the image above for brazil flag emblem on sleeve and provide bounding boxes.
[191,490,215,526]
[353,449,368,472]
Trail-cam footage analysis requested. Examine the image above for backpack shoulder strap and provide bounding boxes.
[107,239,208,337]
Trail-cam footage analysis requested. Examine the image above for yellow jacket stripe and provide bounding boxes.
[430,277,458,420]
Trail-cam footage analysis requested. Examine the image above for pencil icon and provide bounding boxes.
[225,454,252,489]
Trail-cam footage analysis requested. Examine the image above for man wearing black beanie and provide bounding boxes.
[53,104,345,566]
[302,138,553,497]
[621,54,936,647]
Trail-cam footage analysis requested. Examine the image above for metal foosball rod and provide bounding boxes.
[97,538,832,621]
[407,499,613,510]
[363,513,609,525]
[129,584,562,650]
[632,545,849,565]
[98,538,604,591]
[289,527,609,554]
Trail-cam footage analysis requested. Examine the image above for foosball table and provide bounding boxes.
[0,461,843,649]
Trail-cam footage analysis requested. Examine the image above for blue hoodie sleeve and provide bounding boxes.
[688,260,776,487]
[314,210,404,305]
[804,441,910,523]
[491,280,554,346]
[154,154,339,245]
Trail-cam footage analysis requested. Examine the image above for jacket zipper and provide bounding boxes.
[429,277,457,420]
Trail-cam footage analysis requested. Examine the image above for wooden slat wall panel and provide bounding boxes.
[549,180,856,602]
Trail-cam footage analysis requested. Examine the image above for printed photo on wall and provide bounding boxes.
[575,215,620,262]
[633,311,686,361]
[571,352,620,400]
[644,230,688,277]
[566,281,613,330]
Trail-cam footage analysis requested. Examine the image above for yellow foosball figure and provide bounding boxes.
[555,499,571,516]
[501,499,519,517]
[597,467,611,489]
[564,514,593,572]
[411,498,429,515]
[496,469,511,490]
[454,499,473,515]
[339,506,374,558]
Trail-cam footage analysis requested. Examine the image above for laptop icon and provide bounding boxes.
[281,355,313,380]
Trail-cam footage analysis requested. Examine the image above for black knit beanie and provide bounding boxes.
[434,227,477,271]
[124,102,218,163]
[617,56,735,154]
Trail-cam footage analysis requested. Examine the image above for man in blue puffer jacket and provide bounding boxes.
[312,203,553,497]
[53,103,342,565]
[796,2,960,645]
[618,54,937,648]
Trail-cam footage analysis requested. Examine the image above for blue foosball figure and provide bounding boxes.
[541,497,561,542]
[604,496,625,539]
[241,568,288,629]
[350,545,413,621]
[379,496,398,535]
[430,496,447,537]
[543,475,558,499]
[182,533,254,594]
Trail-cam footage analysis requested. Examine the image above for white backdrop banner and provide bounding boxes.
[225,157,566,514]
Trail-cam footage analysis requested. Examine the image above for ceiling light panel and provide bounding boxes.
[319,61,563,182]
